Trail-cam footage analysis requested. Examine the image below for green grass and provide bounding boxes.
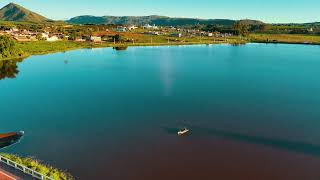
[0,153,73,180]
[3,33,318,61]
[250,33,320,44]
[15,38,230,57]
[17,41,95,55]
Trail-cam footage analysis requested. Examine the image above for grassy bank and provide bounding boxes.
[16,41,109,56]
[250,34,320,45]
[1,33,319,61]
[14,41,219,58]
[15,37,244,57]
[0,153,73,180]
[1,39,237,61]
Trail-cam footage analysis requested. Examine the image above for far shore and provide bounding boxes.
[0,41,235,61]
[1,34,320,61]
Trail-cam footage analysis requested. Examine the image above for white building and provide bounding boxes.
[41,33,49,39]
[47,35,59,42]
[90,36,102,42]
[5,28,19,34]
[11,28,19,32]
[128,25,138,30]
[172,33,182,38]
[143,24,158,29]
[75,38,85,42]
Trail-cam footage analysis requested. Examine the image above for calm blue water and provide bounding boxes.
[1,44,320,180]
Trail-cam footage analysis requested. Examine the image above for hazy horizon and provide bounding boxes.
[0,0,319,23]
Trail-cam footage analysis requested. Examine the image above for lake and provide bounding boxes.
[1,44,320,180]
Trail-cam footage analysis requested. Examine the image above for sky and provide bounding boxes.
[0,0,319,23]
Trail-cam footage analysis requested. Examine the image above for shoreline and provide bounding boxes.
[0,41,228,61]
[251,40,320,46]
[1,40,320,61]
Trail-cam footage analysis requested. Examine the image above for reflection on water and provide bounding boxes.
[162,125,320,156]
[2,44,320,179]
[0,59,22,80]
[192,126,320,156]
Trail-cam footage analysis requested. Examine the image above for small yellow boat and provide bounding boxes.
[178,128,189,136]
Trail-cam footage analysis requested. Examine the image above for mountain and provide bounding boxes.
[0,3,49,23]
[67,15,238,26]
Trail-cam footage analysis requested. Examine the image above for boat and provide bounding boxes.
[0,131,24,149]
[178,128,189,136]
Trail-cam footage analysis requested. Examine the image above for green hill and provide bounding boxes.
[0,3,49,23]
[67,15,238,26]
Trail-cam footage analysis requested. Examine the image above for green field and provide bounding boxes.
[250,34,320,44]
[16,41,106,56]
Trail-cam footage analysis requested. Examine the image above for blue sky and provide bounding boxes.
[0,0,319,23]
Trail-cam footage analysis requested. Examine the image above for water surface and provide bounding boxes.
[1,44,320,180]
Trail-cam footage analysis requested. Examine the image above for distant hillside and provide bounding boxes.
[66,15,238,26]
[302,22,320,27]
[0,3,49,23]
[238,19,265,26]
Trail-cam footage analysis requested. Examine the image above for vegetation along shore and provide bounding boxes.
[0,3,319,61]
[0,153,73,180]
[1,33,319,61]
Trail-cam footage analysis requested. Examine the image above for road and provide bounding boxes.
[0,164,34,180]
[0,168,17,180]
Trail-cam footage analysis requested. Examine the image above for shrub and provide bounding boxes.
[0,153,73,180]
[0,35,25,59]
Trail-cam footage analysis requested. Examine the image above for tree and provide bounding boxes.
[36,33,45,41]
[0,35,24,59]
[114,34,122,43]
[202,24,223,32]
[233,21,250,36]
[259,24,272,32]
[69,31,77,41]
